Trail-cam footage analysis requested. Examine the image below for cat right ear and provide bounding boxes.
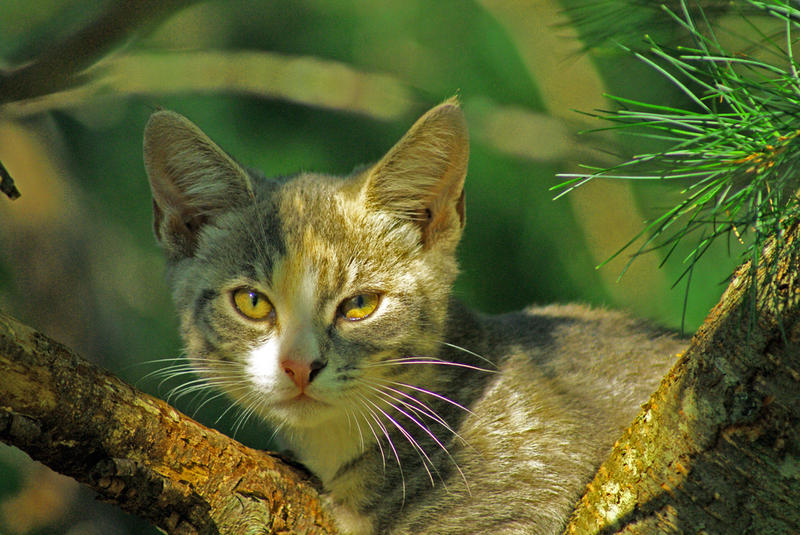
[361,97,469,252]
[143,110,254,259]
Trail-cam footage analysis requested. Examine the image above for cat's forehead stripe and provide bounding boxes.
[274,182,351,290]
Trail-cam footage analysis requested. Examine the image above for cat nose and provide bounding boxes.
[280,358,327,390]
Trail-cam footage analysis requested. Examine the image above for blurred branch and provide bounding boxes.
[0,311,337,535]
[477,0,673,318]
[0,160,20,200]
[465,99,615,164]
[0,0,197,104]
[5,50,607,164]
[3,50,416,121]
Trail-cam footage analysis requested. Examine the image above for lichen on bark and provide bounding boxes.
[564,223,800,534]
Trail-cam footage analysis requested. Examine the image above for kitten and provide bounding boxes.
[143,98,683,534]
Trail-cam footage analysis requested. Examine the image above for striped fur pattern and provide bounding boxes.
[143,100,684,534]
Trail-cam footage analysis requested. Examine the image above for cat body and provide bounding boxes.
[143,99,683,534]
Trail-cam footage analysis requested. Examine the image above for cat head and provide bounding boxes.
[143,99,469,429]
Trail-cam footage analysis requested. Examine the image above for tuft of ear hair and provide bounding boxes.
[362,97,469,250]
[143,110,255,259]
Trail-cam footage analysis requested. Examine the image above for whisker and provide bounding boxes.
[362,381,470,494]
[375,379,485,464]
[119,355,191,376]
[141,358,245,391]
[440,341,497,369]
[231,390,267,437]
[174,379,248,418]
[372,377,476,416]
[344,405,367,454]
[213,384,254,424]
[146,363,196,376]
[267,420,288,446]
[368,357,497,374]
[139,355,243,370]
[134,361,194,387]
[354,403,387,472]
[147,356,264,433]
[360,378,466,446]
[188,389,230,418]
[165,377,213,404]
[360,395,438,488]
[165,375,240,401]
[355,393,403,498]
[155,368,205,392]
[227,390,254,431]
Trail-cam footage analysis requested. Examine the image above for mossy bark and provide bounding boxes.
[0,312,337,535]
[564,223,800,534]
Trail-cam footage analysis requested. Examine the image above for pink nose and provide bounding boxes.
[281,359,311,390]
[280,359,327,390]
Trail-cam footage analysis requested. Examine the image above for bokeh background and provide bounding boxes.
[0,1,753,533]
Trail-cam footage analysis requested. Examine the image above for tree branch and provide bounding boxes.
[0,160,20,200]
[564,222,800,533]
[0,311,337,535]
[0,0,196,104]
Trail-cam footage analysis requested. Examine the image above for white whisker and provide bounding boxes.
[213,384,253,424]
[267,420,287,445]
[360,394,438,488]
[354,403,388,472]
[343,405,367,454]
[135,361,194,386]
[440,341,497,369]
[230,390,269,437]
[373,377,475,416]
[369,357,497,374]
[355,393,404,499]
[165,376,213,402]
[361,378,467,446]
[187,388,230,418]
[361,380,471,494]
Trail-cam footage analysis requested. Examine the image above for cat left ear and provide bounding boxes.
[362,97,469,250]
[143,110,255,260]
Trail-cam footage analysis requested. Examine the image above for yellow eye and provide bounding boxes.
[339,292,380,321]
[232,288,273,320]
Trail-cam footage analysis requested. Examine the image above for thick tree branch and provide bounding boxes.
[564,223,800,533]
[0,312,337,535]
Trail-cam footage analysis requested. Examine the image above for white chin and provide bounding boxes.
[267,395,338,428]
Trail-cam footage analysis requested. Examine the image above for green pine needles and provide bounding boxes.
[557,0,800,318]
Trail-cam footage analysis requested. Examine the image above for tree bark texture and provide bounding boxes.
[564,223,800,534]
[0,312,337,535]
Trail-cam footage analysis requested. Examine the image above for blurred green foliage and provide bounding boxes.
[0,1,749,533]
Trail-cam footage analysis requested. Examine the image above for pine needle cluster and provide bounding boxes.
[556,0,800,316]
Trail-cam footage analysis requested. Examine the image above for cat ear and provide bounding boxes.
[362,97,469,250]
[143,110,255,259]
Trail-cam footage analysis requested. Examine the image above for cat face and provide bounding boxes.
[144,100,469,430]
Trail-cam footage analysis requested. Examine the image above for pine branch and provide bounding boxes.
[554,0,800,299]
[0,311,337,535]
